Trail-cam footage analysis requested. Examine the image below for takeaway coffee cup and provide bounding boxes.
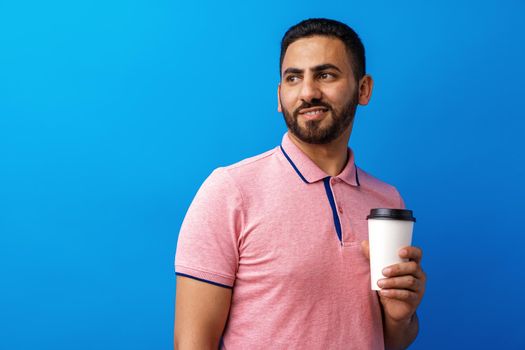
[367,208,416,291]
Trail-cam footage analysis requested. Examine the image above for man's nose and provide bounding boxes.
[299,77,322,102]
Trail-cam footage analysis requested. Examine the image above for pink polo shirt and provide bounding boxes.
[175,131,405,350]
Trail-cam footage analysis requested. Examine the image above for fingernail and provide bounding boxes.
[400,248,408,256]
[382,267,391,276]
[377,279,385,288]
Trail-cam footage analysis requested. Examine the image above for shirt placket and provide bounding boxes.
[323,176,346,246]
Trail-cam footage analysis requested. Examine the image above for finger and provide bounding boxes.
[379,288,419,301]
[360,240,370,260]
[399,246,423,263]
[377,275,420,292]
[382,261,423,279]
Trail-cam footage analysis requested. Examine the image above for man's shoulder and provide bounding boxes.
[356,166,403,205]
[356,166,394,189]
[203,146,280,189]
[223,146,280,172]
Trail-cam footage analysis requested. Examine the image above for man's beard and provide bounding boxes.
[281,92,359,144]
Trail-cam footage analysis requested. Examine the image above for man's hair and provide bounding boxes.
[280,18,366,81]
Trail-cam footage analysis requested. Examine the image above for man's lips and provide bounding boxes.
[298,107,329,115]
[297,107,329,120]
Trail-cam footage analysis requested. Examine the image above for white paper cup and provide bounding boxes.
[367,208,416,291]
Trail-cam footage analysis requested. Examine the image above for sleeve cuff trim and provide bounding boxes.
[175,272,233,289]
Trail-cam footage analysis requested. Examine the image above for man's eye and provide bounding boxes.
[286,75,299,82]
[319,73,334,79]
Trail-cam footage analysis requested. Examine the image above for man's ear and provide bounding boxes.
[358,75,374,106]
[277,83,282,112]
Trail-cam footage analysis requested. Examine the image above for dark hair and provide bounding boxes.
[280,18,366,81]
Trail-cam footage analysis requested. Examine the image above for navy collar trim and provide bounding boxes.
[280,144,360,186]
[280,145,310,184]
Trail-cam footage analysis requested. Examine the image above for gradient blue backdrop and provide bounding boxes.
[1,1,524,349]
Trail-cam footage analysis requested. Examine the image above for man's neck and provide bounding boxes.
[287,127,352,177]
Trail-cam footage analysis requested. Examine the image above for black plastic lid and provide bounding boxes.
[366,208,416,222]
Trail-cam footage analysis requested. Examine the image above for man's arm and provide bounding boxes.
[361,241,426,350]
[382,310,419,350]
[174,276,232,350]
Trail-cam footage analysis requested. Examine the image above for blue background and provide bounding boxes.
[1,1,524,349]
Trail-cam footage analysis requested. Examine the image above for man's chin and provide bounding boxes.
[292,129,334,144]
[283,113,337,144]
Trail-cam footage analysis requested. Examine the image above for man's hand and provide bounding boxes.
[361,240,426,323]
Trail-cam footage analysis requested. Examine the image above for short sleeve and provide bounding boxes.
[175,167,243,288]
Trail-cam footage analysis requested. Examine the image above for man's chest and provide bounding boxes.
[235,187,373,288]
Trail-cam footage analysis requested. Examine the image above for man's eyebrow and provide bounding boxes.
[283,67,303,76]
[282,64,342,77]
[312,64,342,73]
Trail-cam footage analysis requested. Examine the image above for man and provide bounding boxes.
[174,18,426,350]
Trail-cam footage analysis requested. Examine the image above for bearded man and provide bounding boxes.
[174,18,426,350]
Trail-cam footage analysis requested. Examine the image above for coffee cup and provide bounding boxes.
[367,208,416,290]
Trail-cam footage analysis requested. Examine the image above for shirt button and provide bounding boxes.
[338,206,343,214]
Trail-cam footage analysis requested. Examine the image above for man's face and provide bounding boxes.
[278,36,361,144]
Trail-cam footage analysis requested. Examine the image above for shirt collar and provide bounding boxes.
[279,131,360,186]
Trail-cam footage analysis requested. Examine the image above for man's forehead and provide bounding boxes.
[281,36,352,74]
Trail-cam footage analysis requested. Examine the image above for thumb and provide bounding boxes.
[361,240,370,260]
